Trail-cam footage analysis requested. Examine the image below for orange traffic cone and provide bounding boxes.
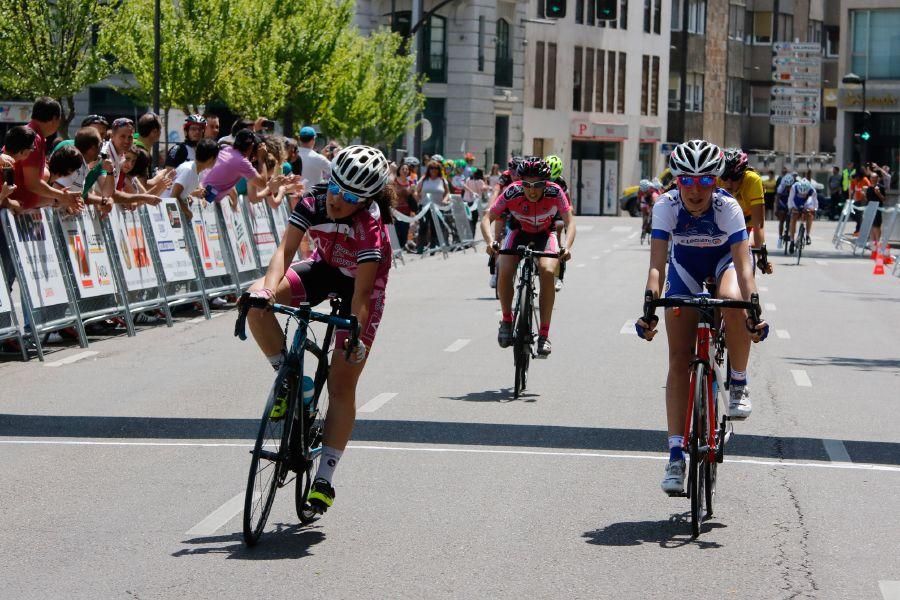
[871,242,880,261]
[884,245,895,265]
[873,253,885,275]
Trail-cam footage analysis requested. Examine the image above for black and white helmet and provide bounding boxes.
[668,139,725,177]
[331,145,390,198]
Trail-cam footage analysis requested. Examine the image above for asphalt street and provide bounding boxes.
[2,216,899,600]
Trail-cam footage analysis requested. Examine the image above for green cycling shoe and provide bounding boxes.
[307,478,335,513]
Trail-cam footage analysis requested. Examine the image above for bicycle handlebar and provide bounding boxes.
[234,292,361,359]
[498,246,564,260]
[642,291,762,327]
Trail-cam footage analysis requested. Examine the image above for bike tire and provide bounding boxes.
[243,373,294,546]
[705,372,719,517]
[296,368,330,523]
[796,224,805,265]
[513,290,530,399]
[688,363,707,538]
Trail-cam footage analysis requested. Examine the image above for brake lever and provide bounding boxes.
[234,292,251,340]
[344,316,360,360]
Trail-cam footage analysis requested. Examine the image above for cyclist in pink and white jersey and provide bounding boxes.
[480,156,576,357]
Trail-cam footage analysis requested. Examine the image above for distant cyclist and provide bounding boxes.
[719,148,771,272]
[787,178,817,254]
[481,157,576,357]
[775,172,796,248]
[638,179,659,235]
[545,154,568,291]
[166,114,206,169]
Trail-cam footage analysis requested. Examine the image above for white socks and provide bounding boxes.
[267,351,285,371]
[315,446,343,485]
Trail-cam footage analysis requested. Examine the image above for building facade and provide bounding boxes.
[835,0,900,188]
[522,0,671,215]
[357,0,527,167]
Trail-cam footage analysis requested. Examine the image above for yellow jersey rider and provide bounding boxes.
[718,148,771,273]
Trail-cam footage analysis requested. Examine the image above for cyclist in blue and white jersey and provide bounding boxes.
[786,177,818,254]
[775,172,796,248]
[634,140,769,496]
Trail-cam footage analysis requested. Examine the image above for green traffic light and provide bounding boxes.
[860,131,871,141]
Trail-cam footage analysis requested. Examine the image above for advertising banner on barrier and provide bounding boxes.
[191,201,228,277]
[57,209,116,298]
[7,210,70,308]
[270,201,290,240]
[146,200,197,282]
[0,261,11,317]
[221,198,258,273]
[108,205,159,291]
[246,200,277,265]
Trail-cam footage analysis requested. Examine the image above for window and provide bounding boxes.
[776,14,793,42]
[587,0,595,26]
[547,43,557,109]
[606,51,616,112]
[672,0,682,31]
[534,42,545,109]
[641,55,650,115]
[639,143,654,179]
[753,11,772,44]
[728,5,745,41]
[644,0,652,33]
[653,0,661,33]
[598,0,627,29]
[726,77,743,114]
[687,0,705,34]
[668,74,681,110]
[495,19,513,87]
[851,9,900,79]
[573,46,583,111]
[478,16,485,71]
[807,19,822,45]
[750,85,770,116]
[584,48,595,112]
[422,97,446,157]
[825,26,839,57]
[537,0,545,18]
[533,138,551,156]
[617,52,626,113]
[595,49,605,113]
[651,56,660,116]
[824,106,837,121]
[422,15,447,83]
[494,115,509,166]
[576,0,584,24]
[685,72,703,112]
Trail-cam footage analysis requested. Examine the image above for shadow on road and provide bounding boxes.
[173,525,325,560]
[2,414,899,466]
[783,355,900,372]
[583,513,725,549]
[441,388,538,403]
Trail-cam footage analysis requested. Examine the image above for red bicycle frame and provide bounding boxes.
[682,320,719,463]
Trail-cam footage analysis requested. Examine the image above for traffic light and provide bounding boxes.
[545,0,566,18]
[597,0,617,20]
[860,131,871,141]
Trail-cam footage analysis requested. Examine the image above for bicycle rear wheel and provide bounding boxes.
[688,363,707,538]
[244,373,295,546]
[513,289,531,398]
[796,223,805,265]
[296,377,329,523]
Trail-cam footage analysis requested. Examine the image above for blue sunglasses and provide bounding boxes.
[327,179,361,204]
[678,175,717,188]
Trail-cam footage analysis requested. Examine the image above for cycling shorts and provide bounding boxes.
[791,197,817,212]
[285,258,386,348]
[501,229,560,255]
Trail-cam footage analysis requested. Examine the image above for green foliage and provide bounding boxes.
[0,0,116,136]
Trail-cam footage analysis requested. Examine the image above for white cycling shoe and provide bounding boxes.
[726,385,752,419]
[661,459,686,496]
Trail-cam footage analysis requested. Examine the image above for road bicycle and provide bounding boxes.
[794,221,807,265]
[642,288,762,537]
[751,245,773,276]
[234,293,359,546]
[499,246,563,399]
[640,211,652,245]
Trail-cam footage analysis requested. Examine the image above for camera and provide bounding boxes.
[261,119,276,130]
[99,150,109,161]
[3,167,14,186]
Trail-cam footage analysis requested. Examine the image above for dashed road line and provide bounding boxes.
[603,249,612,254]
[611,226,631,233]
[791,369,812,387]
[444,339,471,352]
[759,286,769,292]
[619,320,635,335]
[186,493,244,536]
[591,255,600,260]
[44,351,98,368]
[579,225,595,232]
[816,260,829,266]
[358,392,399,413]
[627,231,639,239]
[880,581,900,600]
[576,263,586,268]
[822,439,852,463]
[776,329,791,339]
[765,302,777,311]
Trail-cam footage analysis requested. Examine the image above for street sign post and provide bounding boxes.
[770,43,822,164]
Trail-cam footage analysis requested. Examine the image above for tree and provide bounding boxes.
[0,0,115,137]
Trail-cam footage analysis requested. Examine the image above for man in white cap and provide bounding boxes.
[296,126,331,185]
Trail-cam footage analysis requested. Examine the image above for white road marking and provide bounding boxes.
[357,392,399,413]
[44,351,98,368]
[443,339,471,352]
[776,329,791,339]
[210,312,227,319]
[791,369,813,387]
[816,260,829,266]
[759,286,769,292]
[765,302,777,311]
[591,255,600,260]
[613,244,621,249]
[576,263,586,268]
[880,581,900,600]
[822,439,852,463]
[579,225,595,232]
[620,320,635,335]
[603,249,612,254]
[627,231,639,239]
[611,226,631,233]
[186,493,244,536]
[2,439,899,474]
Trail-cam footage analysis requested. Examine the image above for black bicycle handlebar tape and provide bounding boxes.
[497,249,561,259]
[344,315,361,360]
[747,292,762,326]
[234,292,272,340]
[641,290,660,328]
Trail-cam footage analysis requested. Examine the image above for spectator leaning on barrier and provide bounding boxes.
[296,126,331,185]
[204,113,220,140]
[415,159,450,254]
[201,129,270,203]
[81,114,110,140]
[827,166,842,220]
[54,127,115,212]
[392,162,418,250]
[166,114,206,169]
[162,138,220,221]
[849,169,871,235]
[864,167,886,246]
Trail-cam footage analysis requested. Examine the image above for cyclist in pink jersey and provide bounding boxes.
[480,156,576,357]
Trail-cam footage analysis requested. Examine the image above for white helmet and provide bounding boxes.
[796,178,813,195]
[331,145,390,198]
[639,179,652,193]
[781,173,796,187]
[668,139,725,177]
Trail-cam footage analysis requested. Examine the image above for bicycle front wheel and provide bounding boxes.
[244,374,294,546]
[796,224,805,265]
[688,363,707,538]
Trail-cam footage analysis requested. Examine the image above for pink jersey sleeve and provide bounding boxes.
[555,187,572,214]
[489,193,509,217]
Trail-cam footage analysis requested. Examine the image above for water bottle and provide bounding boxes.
[302,376,315,406]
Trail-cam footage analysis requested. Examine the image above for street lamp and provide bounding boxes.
[842,72,868,165]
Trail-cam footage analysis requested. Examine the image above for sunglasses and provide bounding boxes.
[112,118,134,129]
[327,179,361,204]
[521,180,547,190]
[678,175,717,188]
